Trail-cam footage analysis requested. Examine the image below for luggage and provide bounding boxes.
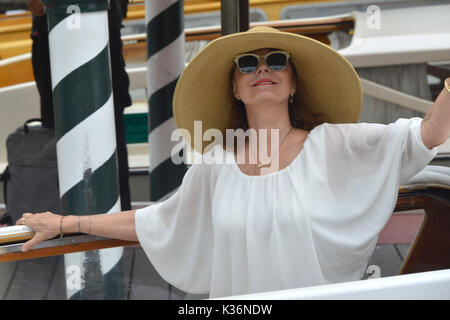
[1,119,60,224]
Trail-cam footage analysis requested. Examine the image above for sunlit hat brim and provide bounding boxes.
[173,26,362,153]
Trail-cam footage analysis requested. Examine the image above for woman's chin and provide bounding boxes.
[244,94,287,106]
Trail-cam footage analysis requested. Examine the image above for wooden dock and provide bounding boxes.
[0,245,190,300]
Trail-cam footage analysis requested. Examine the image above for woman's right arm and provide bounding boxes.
[17,210,138,252]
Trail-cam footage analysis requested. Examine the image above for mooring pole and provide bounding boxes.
[221,0,249,36]
[42,0,125,300]
[145,0,187,202]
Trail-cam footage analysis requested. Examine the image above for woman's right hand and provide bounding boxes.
[16,212,62,252]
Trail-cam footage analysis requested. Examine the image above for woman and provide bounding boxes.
[17,27,450,298]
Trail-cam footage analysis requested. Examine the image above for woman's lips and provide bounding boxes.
[253,78,276,86]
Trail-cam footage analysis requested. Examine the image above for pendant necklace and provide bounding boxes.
[257,126,293,169]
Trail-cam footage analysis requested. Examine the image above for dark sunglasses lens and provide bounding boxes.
[238,55,258,73]
[267,53,287,71]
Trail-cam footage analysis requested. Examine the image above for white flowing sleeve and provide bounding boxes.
[134,163,216,294]
[306,118,438,283]
[322,117,438,187]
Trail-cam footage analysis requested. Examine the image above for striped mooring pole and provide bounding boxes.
[145,0,187,202]
[42,0,125,299]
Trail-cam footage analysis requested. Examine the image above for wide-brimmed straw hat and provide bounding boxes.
[173,26,362,153]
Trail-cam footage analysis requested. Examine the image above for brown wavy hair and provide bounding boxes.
[223,62,329,149]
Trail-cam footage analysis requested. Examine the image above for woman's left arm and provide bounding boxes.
[421,78,450,149]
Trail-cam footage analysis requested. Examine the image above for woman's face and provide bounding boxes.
[232,48,296,107]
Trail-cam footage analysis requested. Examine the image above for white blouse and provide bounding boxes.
[135,118,437,298]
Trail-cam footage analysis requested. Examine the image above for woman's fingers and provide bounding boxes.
[21,234,46,252]
[15,217,26,226]
[16,212,32,226]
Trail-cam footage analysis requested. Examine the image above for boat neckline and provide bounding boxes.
[230,130,312,179]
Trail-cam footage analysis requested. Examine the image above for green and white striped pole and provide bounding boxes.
[42,0,125,300]
[145,0,187,201]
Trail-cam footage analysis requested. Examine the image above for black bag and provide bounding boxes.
[2,119,60,224]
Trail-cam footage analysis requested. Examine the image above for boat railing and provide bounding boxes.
[360,78,431,114]
[0,52,29,67]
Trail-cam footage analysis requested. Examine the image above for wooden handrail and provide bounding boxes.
[0,233,138,263]
[119,16,353,43]
[395,185,450,211]
[184,17,353,41]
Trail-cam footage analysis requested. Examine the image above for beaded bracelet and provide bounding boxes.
[59,215,65,239]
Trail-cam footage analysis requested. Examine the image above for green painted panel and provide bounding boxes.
[124,113,148,144]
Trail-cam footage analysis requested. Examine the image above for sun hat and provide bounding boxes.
[173,26,362,153]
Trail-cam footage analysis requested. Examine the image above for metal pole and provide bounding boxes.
[239,0,249,32]
[221,0,239,36]
[221,0,249,36]
[42,0,125,300]
[145,0,187,202]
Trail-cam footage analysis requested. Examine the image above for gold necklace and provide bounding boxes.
[257,127,293,169]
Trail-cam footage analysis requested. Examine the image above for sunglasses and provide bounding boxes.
[234,50,290,74]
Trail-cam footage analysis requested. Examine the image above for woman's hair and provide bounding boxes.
[223,62,329,149]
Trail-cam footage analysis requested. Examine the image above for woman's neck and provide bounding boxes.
[240,102,293,163]
[245,102,292,136]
